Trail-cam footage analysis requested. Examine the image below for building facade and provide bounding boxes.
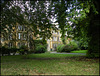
[0,23,36,49]
[47,30,62,51]
[1,24,70,51]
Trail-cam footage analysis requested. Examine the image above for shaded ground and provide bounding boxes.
[23,56,99,63]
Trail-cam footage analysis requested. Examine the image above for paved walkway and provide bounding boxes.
[50,51,86,55]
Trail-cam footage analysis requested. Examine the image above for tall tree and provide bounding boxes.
[1,0,56,43]
[52,0,99,57]
[28,1,56,42]
[52,0,68,44]
[0,0,28,32]
[71,0,100,57]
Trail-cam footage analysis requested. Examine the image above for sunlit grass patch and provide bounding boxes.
[25,53,85,59]
[71,50,87,53]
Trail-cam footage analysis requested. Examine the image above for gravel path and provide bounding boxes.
[50,52,86,55]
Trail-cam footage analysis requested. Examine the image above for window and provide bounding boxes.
[39,38,42,40]
[1,38,5,42]
[18,26,19,30]
[24,27,27,31]
[53,43,57,50]
[58,32,59,34]
[9,34,12,40]
[53,31,57,34]
[18,33,21,39]
[53,37,55,41]
[18,25,22,30]
[23,34,26,40]
[53,37,57,41]
[18,42,21,48]
[23,26,26,31]
[22,42,25,46]
[58,37,59,41]
[8,42,13,48]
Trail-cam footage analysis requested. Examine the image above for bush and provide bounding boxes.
[27,50,34,54]
[33,40,47,45]
[56,44,65,52]
[19,49,25,55]
[69,40,79,50]
[56,40,79,53]
[10,47,18,55]
[1,46,10,56]
[77,38,88,50]
[19,45,28,54]
[62,44,75,52]
[34,44,47,53]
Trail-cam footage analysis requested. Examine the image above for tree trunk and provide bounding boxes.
[87,1,100,57]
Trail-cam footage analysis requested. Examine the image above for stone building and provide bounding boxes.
[0,23,36,49]
[1,24,70,51]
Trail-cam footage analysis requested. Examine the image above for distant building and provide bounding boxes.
[1,24,71,51]
[47,30,62,51]
[47,29,71,51]
[0,23,36,49]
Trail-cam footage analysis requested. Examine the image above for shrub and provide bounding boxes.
[57,40,79,53]
[62,44,74,52]
[34,44,47,53]
[56,44,65,52]
[69,40,79,50]
[77,38,88,50]
[10,47,18,55]
[27,50,34,54]
[19,49,24,55]
[1,46,10,56]
[19,45,28,54]
[33,40,47,45]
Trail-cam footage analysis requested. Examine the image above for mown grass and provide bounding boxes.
[71,50,87,53]
[26,52,85,58]
[1,52,99,75]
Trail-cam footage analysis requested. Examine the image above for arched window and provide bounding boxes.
[18,42,21,48]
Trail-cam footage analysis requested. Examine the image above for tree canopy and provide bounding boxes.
[1,0,99,57]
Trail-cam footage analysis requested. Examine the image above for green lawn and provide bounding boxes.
[71,50,87,53]
[1,53,99,75]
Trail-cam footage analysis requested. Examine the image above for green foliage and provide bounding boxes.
[33,40,47,45]
[0,46,29,56]
[69,40,79,50]
[19,45,28,51]
[19,45,28,55]
[2,53,99,75]
[71,50,87,53]
[53,0,67,44]
[62,44,77,53]
[1,46,10,56]
[0,46,19,56]
[1,1,28,32]
[19,49,24,55]
[57,40,79,53]
[1,0,99,58]
[56,44,65,52]
[74,37,88,50]
[86,52,99,58]
[79,41,88,50]
[10,47,18,55]
[34,44,47,53]
[1,1,53,41]
[77,0,99,58]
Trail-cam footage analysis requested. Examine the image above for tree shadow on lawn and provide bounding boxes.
[23,56,99,63]
[65,56,99,63]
